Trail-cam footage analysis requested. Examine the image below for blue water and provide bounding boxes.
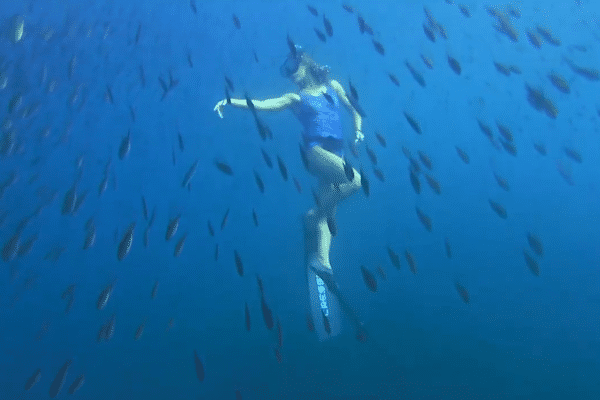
[1,1,599,399]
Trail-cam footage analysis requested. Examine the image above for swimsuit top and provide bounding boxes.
[292,84,344,143]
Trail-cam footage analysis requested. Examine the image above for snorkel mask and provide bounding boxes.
[280,45,331,84]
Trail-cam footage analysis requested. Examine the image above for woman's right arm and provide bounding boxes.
[214,93,300,118]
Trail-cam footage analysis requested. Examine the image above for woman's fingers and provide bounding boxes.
[214,101,224,118]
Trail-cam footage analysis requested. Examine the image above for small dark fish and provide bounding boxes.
[105,85,114,104]
[365,145,378,165]
[118,130,131,160]
[509,65,521,74]
[372,39,385,55]
[424,174,441,195]
[253,50,259,63]
[343,156,355,181]
[415,207,432,232]
[360,167,370,197]
[508,5,521,18]
[555,159,574,186]
[314,28,326,42]
[458,5,471,17]
[444,238,452,258]
[388,73,400,87]
[322,91,334,106]
[68,374,85,394]
[187,52,193,68]
[360,265,377,292]
[177,132,185,152]
[421,54,434,69]
[533,142,547,156]
[496,122,514,142]
[306,312,315,331]
[245,302,251,331]
[141,196,149,221]
[293,177,302,193]
[261,295,273,330]
[49,359,72,398]
[409,168,421,194]
[455,146,470,164]
[244,93,256,115]
[224,76,234,92]
[326,216,337,237]
[536,26,561,46]
[323,15,333,37]
[526,30,542,48]
[447,55,462,75]
[404,112,422,134]
[274,347,283,364]
[275,156,288,182]
[375,132,386,147]
[261,148,273,169]
[357,15,373,35]
[322,309,331,335]
[286,34,297,58]
[405,61,426,87]
[97,280,115,310]
[254,116,272,140]
[563,147,582,163]
[207,221,214,237]
[417,151,432,170]
[189,0,197,14]
[215,160,233,176]
[500,140,517,156]
[252,209,259,227]
[523,250,540,276]
[343,4,354,13]
[17,233,38,258]
[494,61,511,76]
[221,208,230,231]
[376,266,387,281]
[548,72,570,94]
[134,319,146,340]
[373,167,385,182]
[454,282,470,304]
[494,172,510,191]
[307,5,318,16]
[423,24,436,42]
[489,199,507,219]
[151,281,159,299]
[526,232,544,257]
[348,80,358,101]
[193,350,205,382]
[174,233,187,257]
[166,215,180,241]
[387,246,401,269]
[62,185,77,215]
[24,368,41,391]
[405,250,417,274]
[564,58,599,81]
[232,14,241,29]
[234,250,244,276]
[254,171,265,193]
[276,318,283,347]
[118,222,135,260]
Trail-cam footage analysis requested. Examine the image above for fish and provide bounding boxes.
[360,266,377,292]
[405,61,426,87]
[177,132,185,151]
[193,350,205,382]
[525,83,558,119]
[563,147,582,163]
[447,55,462,75]
[118,130,131,160]
[182,160,199,187]
[357,15,373,35]
[254,171,264,193]
[189,0,197,13]
[174,233,187,257]
[536,26,561,46]
[134,320,146,340]
[117,222,135,260]
[375,132,386,147]
[141,196,149,221]
[207,221,214,236]
[421,54,434,69]
[409,168,421,194]
[405,250,417,274]
[376,266,387,281]
[306,313,315,331]
[326,216,337,237]
[277,156,288,181]
[523,250,540,276]
[454,282,470,304]
[496,122,513,142]
[348,80,358,100]
[97,280,115,310]
[274,347,283,363]
[166,215,180,241]
[252,209,259,227]
[105,85,114,104]
[293,177,302,193]
[526,232,544,257]
[322,91,334,106]
[564,58,599,81]
[287,34,297,58]
[314,28,326,42]
[415,207,432,232]
[232,14,241,29]
[373,168,385,182]
[455,146,470,164]
[234,250,244,276]
[365,145,378,165]
[9,14,24,43]
[548,72,570,94]
[276,318,283,347]
[24,368,41,391]
[343,156,355,181]
[68,374,85,395]
[261,148,273,168]
[387,246,401,269]
[404,112,422,134]
[423,24,436,42]
[151,281,159,299]
[221,208,230,231]
[17,234,37,258]
[372,40,385,56]
[424,174,441,194]
[49,359,72,398]
[417,151,432,170]
[225,76,235,92]
[261,295,273,330]
[494,61,511,76]
[307,5,318,16]
[555,159,574,186]
[68,55,77,80]
[62,185,77,215]
[444,238,452,258]
[343,4,354,13]
[509,65,521,74]
[215,160,233,176]
[245,302,251,331]
[500,140,517,156]
[489,199,507,219]
[360,167,370,197]
[388,73,400,86]
[533,142,547,156]
[494,173,510,191]
[458,5,471,17]
[323,15,333,36]
[187,52,193,68]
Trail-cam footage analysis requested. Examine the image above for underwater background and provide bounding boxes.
[0,0,599,399]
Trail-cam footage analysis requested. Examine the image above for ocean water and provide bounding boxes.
[0,0,599,399]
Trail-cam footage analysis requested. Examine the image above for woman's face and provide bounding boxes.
[292,64,308,86]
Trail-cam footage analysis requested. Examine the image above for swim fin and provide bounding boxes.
[307,260,342,341]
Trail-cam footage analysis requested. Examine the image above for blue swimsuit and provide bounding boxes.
[292,84,344,157]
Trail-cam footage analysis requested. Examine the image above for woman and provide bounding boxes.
[213,46,364,340]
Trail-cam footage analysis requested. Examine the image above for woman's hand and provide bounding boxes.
[213,99,227,118]
[355,130,365,143]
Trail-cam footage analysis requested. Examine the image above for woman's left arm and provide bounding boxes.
[330,80,364,142]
